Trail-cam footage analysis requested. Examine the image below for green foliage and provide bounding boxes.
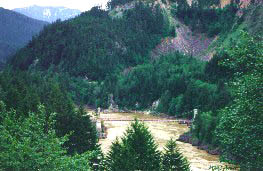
[104,139,126,170]
[204,50,233,82]
[168,95,183,115]
[115,64,157,108]
[0,102,93,170]
[115,52,229,117]
[191,31,263,168]
[171,1,238,36]
[4,3,175,155]
[181,80,218,116]
[216,73,263,169]
[116,52,199,111]
[57,73,110,108]
[105,119,162,170]
[219,31,263,75]
[57,74,97,105]
[0,70,98,155]
[193,111,217,144]
[10,3,169,81]
[215,32,263,169]
[157,90,172,114]
[161,139,190,171]
[56,106,98,155]
[152,54,215,116]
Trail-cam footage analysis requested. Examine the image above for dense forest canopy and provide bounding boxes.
[9,2,231,113]
[11,4,171,80]
[171,0,238,36]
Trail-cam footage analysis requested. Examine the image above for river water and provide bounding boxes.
[98,112,237,171]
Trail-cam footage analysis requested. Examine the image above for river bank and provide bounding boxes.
[98,112,236,171]
[177,132,221,156]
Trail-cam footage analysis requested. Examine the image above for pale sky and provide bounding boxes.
[0,0,109,12]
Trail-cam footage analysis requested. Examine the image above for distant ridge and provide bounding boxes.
[0,7,48,63]
[13,5,81,23]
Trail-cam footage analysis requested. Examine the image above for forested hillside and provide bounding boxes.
[10,0,234,112]
[11,4,171,78]
[1,0,263,170]
[0,8,47,65]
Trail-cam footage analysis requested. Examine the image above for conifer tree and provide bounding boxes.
[106,119,161,171]
[56,105,98,155]
[0,102,93,170]
[162,139,190,171]
[105,138,127,171]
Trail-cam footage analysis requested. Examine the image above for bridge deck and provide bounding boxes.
[100,118,192,123]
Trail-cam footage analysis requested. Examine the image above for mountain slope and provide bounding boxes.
[151,0,262,60]
[0,7,48,63]
[108,0,216,60]
[13,5,81,23]
[10,5,171,80]
[8,2,228,113]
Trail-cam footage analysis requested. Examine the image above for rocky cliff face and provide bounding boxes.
[110,0,216,61]
[220,0,262,8]
[151,23,216,61]
[150,0,262,61]
[185,0,254,8]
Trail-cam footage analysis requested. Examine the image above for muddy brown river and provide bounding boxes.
[98,112,237,171]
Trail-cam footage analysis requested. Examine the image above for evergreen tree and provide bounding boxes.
[56,105,98,155]
[105,138,126,171]
[0,70,98,155]
[0,102,93,170]
[105,119,162,171]
[162,139,190,171]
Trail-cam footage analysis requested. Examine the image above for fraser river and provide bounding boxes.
[98,112,237,171]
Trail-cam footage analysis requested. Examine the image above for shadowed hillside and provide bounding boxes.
[10,5,171,80]
[0,8,48,63]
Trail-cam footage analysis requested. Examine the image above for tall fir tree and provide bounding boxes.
[162,139,190,171]
[106,119,162,171]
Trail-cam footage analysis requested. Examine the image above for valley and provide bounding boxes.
[0,0,262,170]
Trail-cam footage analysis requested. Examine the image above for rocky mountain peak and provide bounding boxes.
[13,5,81,23]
